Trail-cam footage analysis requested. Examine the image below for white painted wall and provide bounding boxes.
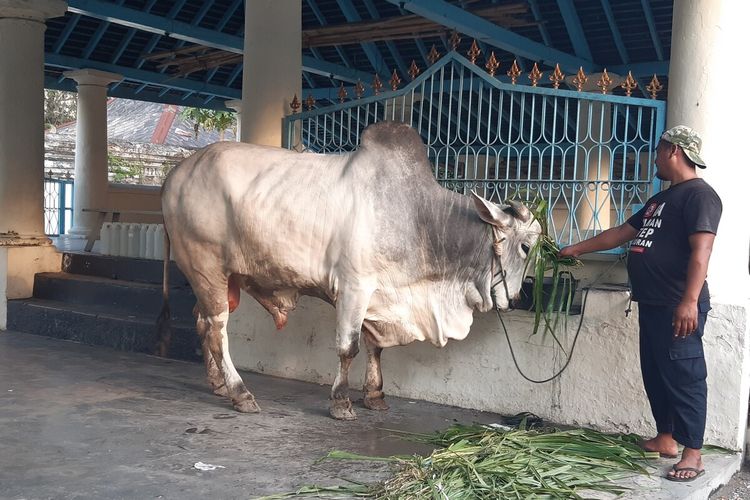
[0,245,61,330]
[105,184,162,223]
[227,285,748,450]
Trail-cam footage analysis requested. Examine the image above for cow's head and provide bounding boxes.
[471,193,542,310]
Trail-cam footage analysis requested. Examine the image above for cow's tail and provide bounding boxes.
[155,226,171,357]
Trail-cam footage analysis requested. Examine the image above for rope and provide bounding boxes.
[494,253,628,384]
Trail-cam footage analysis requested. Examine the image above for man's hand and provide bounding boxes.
[559,245,580,259]
[673,300,698,338]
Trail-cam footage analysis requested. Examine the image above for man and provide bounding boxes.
[560,125,722,482]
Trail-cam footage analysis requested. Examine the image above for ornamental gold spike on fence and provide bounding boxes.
[289,94,300,113]
[597,68,613,94]
[573,66,588,91]
[337,83,347,103]
[467,39,481,64]
[646,74,663,99]
[427,44,440,65]
[528,62,542,87]
[549,63,565,89]
[507,59,521,84]
[621,71,638,96]
[354,80,365,99]
[372,73,383,95]
[408,60,420,80]
[304,94,315,111]
[389,69,401,91]
[485,51,499,77]
[450,30,461,51]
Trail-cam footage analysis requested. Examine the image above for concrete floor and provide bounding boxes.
[0,331,741,499]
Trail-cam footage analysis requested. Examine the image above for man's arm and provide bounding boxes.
[559,223,638,258]
[672,232,716,337]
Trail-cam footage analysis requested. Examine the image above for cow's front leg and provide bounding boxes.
[330,288,372,420]
[331,349,356,420]
[363,335,388,411]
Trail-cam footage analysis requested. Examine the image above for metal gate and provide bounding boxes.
[44,175,74,236]
[283,51,666,251]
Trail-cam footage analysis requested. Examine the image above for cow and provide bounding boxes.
[157,121,542,420]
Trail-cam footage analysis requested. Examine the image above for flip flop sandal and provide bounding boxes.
[666,466,705,482]
[637,440,678,458]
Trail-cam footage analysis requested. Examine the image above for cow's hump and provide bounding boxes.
[358,121,435,182]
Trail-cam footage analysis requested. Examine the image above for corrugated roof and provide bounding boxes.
[56,98,235,147]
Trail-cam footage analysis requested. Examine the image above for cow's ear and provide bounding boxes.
[471,192,513,228]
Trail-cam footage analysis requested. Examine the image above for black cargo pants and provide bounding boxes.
[638,301,710,449]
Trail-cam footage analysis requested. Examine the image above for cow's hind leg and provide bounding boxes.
[203,306,260,413]
[195,308,228,397]
[192,275,260,413]
[363,335,388,411]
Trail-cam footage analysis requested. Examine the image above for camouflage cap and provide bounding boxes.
[660,125,707,168]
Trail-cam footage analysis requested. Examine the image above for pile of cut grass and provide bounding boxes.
[258,423,658,499]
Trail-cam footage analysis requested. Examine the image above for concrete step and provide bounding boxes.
[61,251,189,286]
[6,298,200,362]
[33,272,196,322]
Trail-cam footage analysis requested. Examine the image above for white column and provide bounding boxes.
[63,69,121,236]
[225,99,242,141]
[0,0,65,240]
[0,0,66,330]
[241,0,301,147]
[668,1,750,305]
[667,0,750,452]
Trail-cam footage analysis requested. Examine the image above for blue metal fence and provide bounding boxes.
[44,177,74,236]
[284,51,666,251]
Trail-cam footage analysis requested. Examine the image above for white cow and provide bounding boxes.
[158,121,541,420]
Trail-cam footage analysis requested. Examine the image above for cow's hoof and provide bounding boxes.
[364,397,389,411]
[330,399,357,420]
[233,395,261,413]
[212,385,229,397]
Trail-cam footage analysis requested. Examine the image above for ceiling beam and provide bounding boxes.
[66,0,367,84]
[336,0,391,77]
[301,55,372,83]
[599,0,628,64]
[67,0,242,53]
[555,0,593,62]
[44,76,230,110]
[640,0,665,61]
[386,0,594,73]
[600,0,650,98]
[45,53,241,99]
[609,61,668,77]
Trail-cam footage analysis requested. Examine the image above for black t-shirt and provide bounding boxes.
[626,178,722,305]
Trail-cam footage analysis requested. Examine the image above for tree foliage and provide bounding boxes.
[44,89,77,129]
[180,107,236,140]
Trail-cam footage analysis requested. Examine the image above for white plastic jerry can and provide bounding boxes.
[139,224,148,258]
[118,223,130,257]
[100,223,111,255]
[127,224,141,258]
[110,222,121,256]
[154,224,165,260]
[145,224,156,259]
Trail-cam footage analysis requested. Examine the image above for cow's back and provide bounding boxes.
[162,141,355,291]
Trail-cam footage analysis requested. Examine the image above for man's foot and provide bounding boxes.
[667,448,704,481]
[640,433,679,458]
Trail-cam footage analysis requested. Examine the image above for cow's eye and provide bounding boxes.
[521,244,530,255]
